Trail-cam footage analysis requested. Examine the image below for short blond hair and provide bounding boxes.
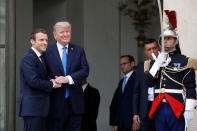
[53,21,71,32]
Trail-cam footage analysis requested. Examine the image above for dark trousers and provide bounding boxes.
[140,101,155,131]
[23,116,47,131]
[154,103,184,131]
[118,127,131,131]
[140,117,155,131]
[47,98,82,131]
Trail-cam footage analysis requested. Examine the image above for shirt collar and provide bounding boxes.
[82,83,88,92]
[56,41,69,51]
[31,47,42,58]
[125,70,133,78]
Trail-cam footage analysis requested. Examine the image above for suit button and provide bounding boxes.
[163,84,166,87]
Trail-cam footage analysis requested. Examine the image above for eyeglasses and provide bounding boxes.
[120,62,130,66]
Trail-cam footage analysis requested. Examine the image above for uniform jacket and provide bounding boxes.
[146,50,196,119]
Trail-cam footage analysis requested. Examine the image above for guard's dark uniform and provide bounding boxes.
[145,50,196,131]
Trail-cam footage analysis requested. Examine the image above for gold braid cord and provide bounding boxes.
[143,57,197,73]
[144,60,150,73]
[161,69,184,87]
[161,68,191,103]
[164,57,197,72]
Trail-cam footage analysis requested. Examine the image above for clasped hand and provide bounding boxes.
[50,76,69,89]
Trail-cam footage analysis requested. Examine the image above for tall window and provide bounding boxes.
[0,0,6,130]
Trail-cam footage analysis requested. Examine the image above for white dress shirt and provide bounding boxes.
[82,83,88,92]
[124,70,133,83]
[31,47,42,62]
[56,42,74,85]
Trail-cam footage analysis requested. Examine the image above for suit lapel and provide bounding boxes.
[67,44,74,75]
[123,72,135,93]
[52,44,65,75]
[29,49,47,73]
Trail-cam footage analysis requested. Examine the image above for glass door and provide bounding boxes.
[0,0,6,130]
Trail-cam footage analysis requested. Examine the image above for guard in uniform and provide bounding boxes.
[145,10,197,131]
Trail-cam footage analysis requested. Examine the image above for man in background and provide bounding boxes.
[110,55,136,131]
[81,78,100,131]
[132,39,160,131]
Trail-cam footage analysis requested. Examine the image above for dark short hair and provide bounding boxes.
[144,38,157,46]
[30,28,47,40]
[120,55,135,62]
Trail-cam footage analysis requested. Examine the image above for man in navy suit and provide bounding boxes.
[81,78,100,131]
[44,21,89,131]
[19,28,61,131]
[110,55,136,131]
[132,39,160,131]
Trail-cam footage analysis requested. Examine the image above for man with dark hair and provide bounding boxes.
[19,28,61,131]
[110,55,136,131]
[132,39,160,131]
[81,78,100,131]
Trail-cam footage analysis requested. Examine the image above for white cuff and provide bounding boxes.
[149,62,160,77]
[185,99,197,110]
[52,81,55,88]
[66,75,74,85]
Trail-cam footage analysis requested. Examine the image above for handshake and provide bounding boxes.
[50,76,70,89]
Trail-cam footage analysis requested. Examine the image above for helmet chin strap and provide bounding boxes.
[164,40,178,52]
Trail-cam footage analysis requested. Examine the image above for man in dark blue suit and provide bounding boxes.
[44,21,89,131]
[132,39,160,131]
[110,55,136,131]
[81,78,100,131]
[19,28,61,131]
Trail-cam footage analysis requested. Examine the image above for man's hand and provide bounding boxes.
[150,52,170,77]
[132,115,140,131]
[112,126,118,131]
[50,79,62,88]
[55,76,69,84]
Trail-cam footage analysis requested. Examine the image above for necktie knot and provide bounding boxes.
[63,46,67,51]
[124,75,127,80]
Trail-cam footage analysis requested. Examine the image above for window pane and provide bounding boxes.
[0,0,6,130]
[0,48,5,131]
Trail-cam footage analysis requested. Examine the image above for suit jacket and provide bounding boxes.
[19,48,53,117]
[81,84,100,131]
[133,64,152,120]
[110,71,136,128]
[44,43,89,117]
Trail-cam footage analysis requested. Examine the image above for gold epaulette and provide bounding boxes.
[144,60,150,73]
[186,58,197,70]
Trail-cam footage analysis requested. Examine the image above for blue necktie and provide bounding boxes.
[122,76,127,93]
[62,47,69,98]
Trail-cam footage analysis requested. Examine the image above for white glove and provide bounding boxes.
[149,52,170,77]
[184,110,194,128]
[155,52,167,66]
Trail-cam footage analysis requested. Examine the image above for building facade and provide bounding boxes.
[0,0,196,131]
